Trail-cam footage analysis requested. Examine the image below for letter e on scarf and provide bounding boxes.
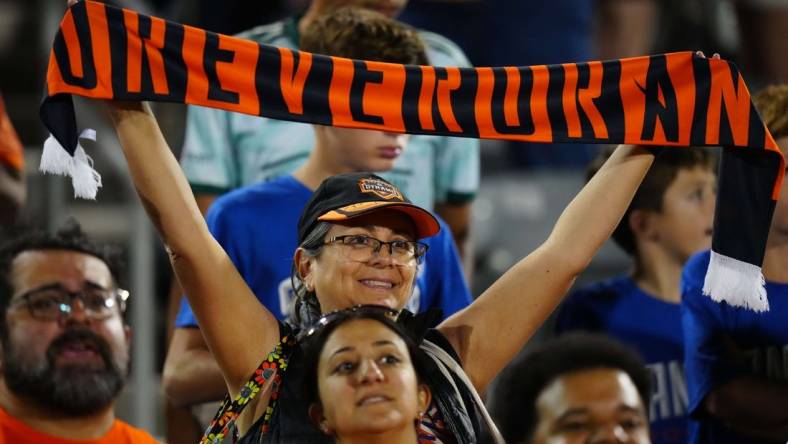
[329,57,406,132]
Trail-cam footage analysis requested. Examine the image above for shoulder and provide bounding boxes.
[111,420,161,443]
[416,29,472,67]
[235,19,294,46]
[682,250,712,293]
[567,276,632,304]
[211,176,304,217]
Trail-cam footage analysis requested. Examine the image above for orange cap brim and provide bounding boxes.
[317,201,440,239]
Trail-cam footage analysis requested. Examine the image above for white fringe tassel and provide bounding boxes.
[39,129,102,200]
[703,250,769,312]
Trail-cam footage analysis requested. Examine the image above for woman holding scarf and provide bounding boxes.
[106,91,655,442]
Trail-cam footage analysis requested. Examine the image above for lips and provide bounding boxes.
[359,279,395,289]
[378,146,402,160]
[357,394,393,406]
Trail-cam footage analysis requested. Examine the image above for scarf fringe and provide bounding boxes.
[703,250,769,312]
[40,129,101,200]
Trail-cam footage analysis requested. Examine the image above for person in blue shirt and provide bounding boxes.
[162,7,471,411]
[682,84,788,444]
[556,147,717,444]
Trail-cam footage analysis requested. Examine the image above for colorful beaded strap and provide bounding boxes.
[200,332,298,444]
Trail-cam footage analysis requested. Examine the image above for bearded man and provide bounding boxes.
[0,222,159,443]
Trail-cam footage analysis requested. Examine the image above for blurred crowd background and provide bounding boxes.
[1,0,786,439]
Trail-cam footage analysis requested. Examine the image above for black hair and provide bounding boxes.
[301,309,428,414]
[489,333,651,444]
[290,222,332,327]
[0,219,124,334]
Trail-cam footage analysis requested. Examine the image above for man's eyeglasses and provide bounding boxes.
[320,235,428,266]
[10,286,130,321]
[298,304,400,340]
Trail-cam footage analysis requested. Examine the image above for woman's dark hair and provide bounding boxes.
[489,333,651,444]
[290,222,332,327]
[301,309,428,412]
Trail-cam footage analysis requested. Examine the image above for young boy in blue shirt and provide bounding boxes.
[681,84,788,444]
[162,7,472,411]
[557,147,717,444]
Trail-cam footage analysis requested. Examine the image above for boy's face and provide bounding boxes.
[647,166,716,263]
[531,368,650,444]
[318,126,409,173]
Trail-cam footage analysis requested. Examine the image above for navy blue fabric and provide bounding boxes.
[681,251,788,444]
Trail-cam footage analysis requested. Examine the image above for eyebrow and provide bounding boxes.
[557,408,589,421]
[329,340,398,358]
[18,281,109,296]
[557,404,643,421]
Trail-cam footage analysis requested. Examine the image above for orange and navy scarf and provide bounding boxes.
[41,1,784,311]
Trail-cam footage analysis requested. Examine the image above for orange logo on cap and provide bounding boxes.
[358,178,403,201]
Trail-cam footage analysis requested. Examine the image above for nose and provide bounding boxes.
[59,298,91,326]
[357,358,385,385]
[367,243,396,267]
[589,424,630,444]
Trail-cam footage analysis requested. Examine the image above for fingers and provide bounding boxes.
[695,51,722,60]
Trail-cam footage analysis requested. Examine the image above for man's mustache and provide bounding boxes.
[45,328,114,368]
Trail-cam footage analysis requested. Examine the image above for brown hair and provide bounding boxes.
[300,7,428,66]
[753,84,788,140]
[587,146,717,256]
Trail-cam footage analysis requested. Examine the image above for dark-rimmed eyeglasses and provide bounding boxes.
[298,304,400,340]
[9,285,130,321]
[319,235,428,266]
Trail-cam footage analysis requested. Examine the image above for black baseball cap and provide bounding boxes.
[297,173,440,243]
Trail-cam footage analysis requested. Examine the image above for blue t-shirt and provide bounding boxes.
[176,175,471,327]
[681,251,788,444]
[556,276,688,444]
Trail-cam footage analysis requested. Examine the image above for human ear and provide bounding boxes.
[294,248,315,291]
[308,404,332,435]
[629,210,657,241]
[417,384,432,416]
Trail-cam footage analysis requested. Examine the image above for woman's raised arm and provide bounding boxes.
[437,145,655,391]
[106,102,279,395]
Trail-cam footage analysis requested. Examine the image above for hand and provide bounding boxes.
[695,51,721,60]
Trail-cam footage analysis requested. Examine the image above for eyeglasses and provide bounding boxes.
[320,235,428,266]
[299,304,400,340]
[10,286,129,321]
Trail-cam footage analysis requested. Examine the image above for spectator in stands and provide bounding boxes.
[301,306,432,443]
[0,93,25,227]
[179,0,478,256]
[0,222,159,443]
[681,84,788,444]
[164,6,470,411]
[556,147,716,443]
[490,333,652,444]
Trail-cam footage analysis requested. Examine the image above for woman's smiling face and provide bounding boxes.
[312,318,429,437]
[299,210,420,312]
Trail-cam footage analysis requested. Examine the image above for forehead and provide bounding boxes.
[321,318,407,357]
[10,249,113,293]
[536,368,644,417]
